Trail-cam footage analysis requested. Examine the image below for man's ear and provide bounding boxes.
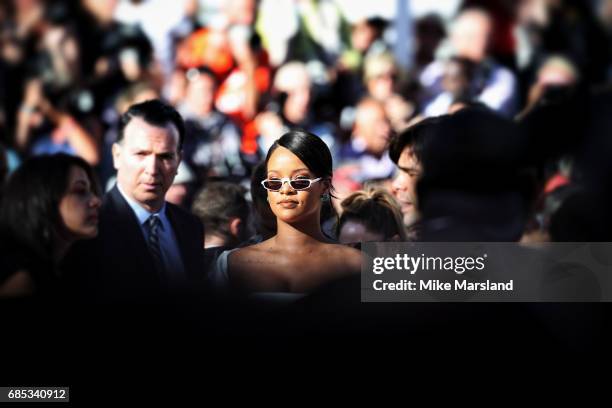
[229,218,242,238]
[111,143,122,171]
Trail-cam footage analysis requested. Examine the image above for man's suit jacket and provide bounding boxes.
[66,186,205,300]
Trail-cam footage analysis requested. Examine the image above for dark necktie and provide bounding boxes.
[146,215,166,281]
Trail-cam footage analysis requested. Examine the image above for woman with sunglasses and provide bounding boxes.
[213,130,361,294]
[0,154,101,298]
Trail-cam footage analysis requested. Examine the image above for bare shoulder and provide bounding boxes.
[226,240,287,291]
[325,244,362,272]
[228,241,275,268]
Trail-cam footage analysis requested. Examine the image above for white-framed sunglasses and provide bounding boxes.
[261,177,323,191]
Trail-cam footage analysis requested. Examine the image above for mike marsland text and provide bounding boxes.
[372,279,514,291]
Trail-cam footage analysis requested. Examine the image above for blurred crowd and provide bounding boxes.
[2,0,612,298]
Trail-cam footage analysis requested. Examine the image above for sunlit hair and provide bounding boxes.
[336,187,407,241]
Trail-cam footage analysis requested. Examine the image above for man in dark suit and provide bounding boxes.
[67,100,205,300]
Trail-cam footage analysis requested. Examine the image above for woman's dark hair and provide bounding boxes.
[250,161,277,236]
[251,161,270,207]
[264,129,333,180]
[0,153,100,263]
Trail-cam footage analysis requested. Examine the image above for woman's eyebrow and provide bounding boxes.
[267,168,310,175]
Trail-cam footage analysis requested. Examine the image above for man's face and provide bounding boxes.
[391,146,422,227]
[357,103,391,157]
[284,84,311,124]
[113,117,181,212]
[186,73,216,115]
[451,11,491,62]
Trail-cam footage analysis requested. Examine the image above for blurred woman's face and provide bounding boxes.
[265,147,327,224]
[58,166,101,240]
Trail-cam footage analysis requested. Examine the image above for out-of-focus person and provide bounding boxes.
[178,66,247,182]
[192,182,251,272]
[336,187,407,244]
[164,161,196,208]
[519,55,579,116]
[213,130,361,294]
[420,8,518,117]
[334,97,395,206]
[66,99,205,300]
[16,78,101,165]
[388,116,443,237]
[0,153,101,298]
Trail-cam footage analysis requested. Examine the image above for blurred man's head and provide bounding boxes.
[389,117,441,227]
[443,56,477,99]
[417,109,530,241]
[353,98,391,158]
[274,61,312,125]
[364,52,397,101]
[351,17,387,53]
[192,182,251,248]
[450,8,492,62]
[116,82,160,114]
[185,67,217,116]
[165,161,195,207]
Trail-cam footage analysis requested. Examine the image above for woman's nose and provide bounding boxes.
[279,180,295,193]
